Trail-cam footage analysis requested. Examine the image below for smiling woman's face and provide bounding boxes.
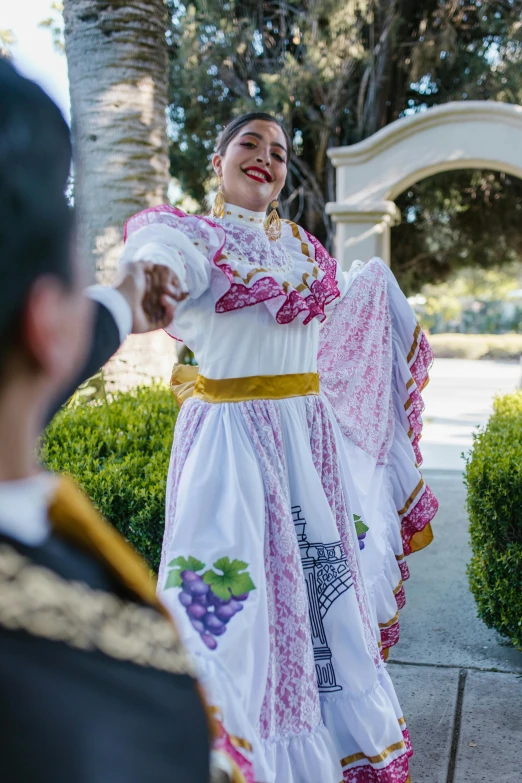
[212,119,288,213]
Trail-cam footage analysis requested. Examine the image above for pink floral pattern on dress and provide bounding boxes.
[317,260,394,462]
[240,400,322,738]
[317,257,437,556]
[343,754,410,783]
[317,255,437,657]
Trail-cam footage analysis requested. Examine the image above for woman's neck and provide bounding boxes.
[221,202,266,228]
[223,200,267,217]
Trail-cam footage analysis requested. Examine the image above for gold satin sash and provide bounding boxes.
[170,365,320,405]
[170,363,199,406]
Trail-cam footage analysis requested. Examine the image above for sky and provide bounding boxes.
[2,0,70,120]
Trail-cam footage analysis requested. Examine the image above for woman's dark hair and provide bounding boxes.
[215,112,292,160]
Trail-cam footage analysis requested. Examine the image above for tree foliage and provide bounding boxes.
[394,169,522,294]
[39,1,65,54]
[165,0,522,287]
[0,29,15,58]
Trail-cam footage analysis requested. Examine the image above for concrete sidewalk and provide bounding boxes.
[388,471,522,783]
[420,359,521,471]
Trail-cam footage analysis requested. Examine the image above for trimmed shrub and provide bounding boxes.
[465,392,522,649]
[41,385,178,572]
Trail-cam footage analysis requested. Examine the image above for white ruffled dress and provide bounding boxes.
[121,203,437,783]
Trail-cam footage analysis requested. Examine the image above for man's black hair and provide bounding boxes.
[0,59,73,367]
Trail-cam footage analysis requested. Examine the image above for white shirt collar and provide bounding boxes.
[0,472,57,547]
[221,203,266,229]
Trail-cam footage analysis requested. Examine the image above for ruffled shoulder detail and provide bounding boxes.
[124,206,343,325]
[210,218,342,325]
[124,204,226,254]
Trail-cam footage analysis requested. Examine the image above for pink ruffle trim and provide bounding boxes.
[213,717,255,783]
[398,559,411,582]
[214,227,340,325]
[411,332,433,391]
[395,584,406,611]
[398,324,437,557]
[342,727,412,782]
[401,484,438,556]
[406,331,434,467]
[381,620,401,650]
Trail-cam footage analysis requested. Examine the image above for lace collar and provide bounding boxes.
[220,203,266,230]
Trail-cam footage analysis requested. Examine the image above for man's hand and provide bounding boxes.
[113,261,187,334]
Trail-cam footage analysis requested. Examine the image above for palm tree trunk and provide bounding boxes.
[64,0,176,386]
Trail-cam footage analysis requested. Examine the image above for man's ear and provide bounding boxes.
[212,153,223,178]
[21,277,70,377]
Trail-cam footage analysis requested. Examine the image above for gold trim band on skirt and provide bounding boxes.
[193,372,320,404]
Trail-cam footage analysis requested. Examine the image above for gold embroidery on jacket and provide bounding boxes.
[0,544,193,676]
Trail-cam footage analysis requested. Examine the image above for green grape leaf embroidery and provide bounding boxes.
[203,557,256,600]
[353,514,369,537]
[164,555,206,590]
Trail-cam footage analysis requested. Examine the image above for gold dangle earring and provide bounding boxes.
[212,176,225,219]
[264,199,282,241]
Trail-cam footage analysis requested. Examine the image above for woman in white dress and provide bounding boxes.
[121,113,437,783]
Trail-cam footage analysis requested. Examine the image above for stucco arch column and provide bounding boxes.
[327,201,400,268]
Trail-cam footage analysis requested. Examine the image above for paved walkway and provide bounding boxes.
[389,471,522,783]
[421,359,521,471]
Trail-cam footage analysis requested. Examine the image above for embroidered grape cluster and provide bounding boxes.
[354,514,369,550]
[164,556,256,650]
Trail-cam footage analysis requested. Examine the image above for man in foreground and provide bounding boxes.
[0,59,230,782]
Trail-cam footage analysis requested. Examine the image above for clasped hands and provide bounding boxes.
[113,261,187,334]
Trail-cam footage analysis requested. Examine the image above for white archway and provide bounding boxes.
[326,101,522,268]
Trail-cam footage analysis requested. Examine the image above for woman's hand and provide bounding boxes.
[114,260,187,333]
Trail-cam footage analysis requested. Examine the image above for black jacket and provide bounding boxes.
[0,531,210,783]
[49,301,122,423]
[0,304,211,782]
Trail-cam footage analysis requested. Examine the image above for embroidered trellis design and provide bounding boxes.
[164,555,256,650]
[292,506,354,692]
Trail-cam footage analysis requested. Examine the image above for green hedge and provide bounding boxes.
[41,385,178,573]
[465,392,522,649]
